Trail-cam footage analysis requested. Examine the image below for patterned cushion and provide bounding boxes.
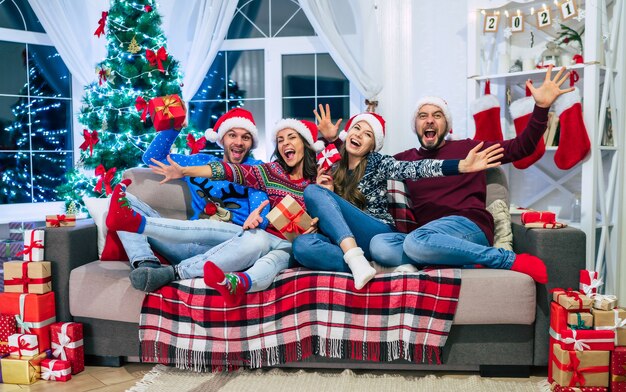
[387,179,418,233]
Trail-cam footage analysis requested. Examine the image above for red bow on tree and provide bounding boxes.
[94,11,108,38]
[94,165,116,196]
[135,96,148,121]
[146,47,167,73]
[98,68,108,85]
[79,129,99,156]
[186,134,207,155]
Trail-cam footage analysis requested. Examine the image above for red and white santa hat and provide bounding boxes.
[205,108,259,148]
[338,112,386,152]
[412,96,453,134]
[272,118,325,152]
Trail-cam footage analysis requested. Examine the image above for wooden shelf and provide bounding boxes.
[467,63,614,84]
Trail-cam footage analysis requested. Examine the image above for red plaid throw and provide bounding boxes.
[140,267,461,371]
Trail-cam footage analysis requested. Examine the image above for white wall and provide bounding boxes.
[378,1,470,156]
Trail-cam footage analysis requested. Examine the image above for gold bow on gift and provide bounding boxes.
[155,95,182,119]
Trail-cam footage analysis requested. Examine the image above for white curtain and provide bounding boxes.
[298,0,383,101]
[159,0,237,101]
[28,0,106,86]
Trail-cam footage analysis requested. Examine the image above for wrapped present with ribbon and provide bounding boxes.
[568,312,593,330]
[553,288,593,311]
[550,328,615,352]
[611,347,626,392]
[40,358,72,382]
[3,261,52,294]
[316,143,341,171]
[51,322,84,374]
[45,214,76,228]
[0,292,56,351]
[266,195,313,242]
[0,314,17,355]
[521,210,556,225]
[550,301,593,382]
[0,351,47,385]
[8,221,42,241]
[147,94,186,131]
[552,343,610,388]
[580,270,603,296]
[0,240,23,262]
[593,308,626,346]
[17,229,45,262]
[8,333,39,357]
[590,294,618,311]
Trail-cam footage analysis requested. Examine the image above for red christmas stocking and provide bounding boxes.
[553,88,590,169]
[509,94,546,169]
[471,80,503,141]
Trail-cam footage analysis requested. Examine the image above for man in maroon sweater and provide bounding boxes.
[370,66,573,283]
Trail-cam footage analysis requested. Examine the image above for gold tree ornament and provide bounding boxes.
[128,36,141,54]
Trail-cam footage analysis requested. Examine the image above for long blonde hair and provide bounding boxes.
[332,143,368,209]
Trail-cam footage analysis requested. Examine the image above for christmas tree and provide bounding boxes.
[57,0,194,208]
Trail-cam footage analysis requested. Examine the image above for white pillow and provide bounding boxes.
[486,199,513,251]
[82,196,111,258]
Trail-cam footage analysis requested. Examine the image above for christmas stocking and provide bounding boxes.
[509,87,546,169]
[553,88,590,169]
[471,80,503,141]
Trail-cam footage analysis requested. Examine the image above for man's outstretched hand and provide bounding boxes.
[528,65,575,108]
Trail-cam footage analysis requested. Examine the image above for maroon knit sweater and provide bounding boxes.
[394,105,549,244]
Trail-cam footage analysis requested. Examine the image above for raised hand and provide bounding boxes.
[528,65,575,108]
[314,104,342,141]
[243,200,269,230]
[149,155,184,184]
[458,142,504,173]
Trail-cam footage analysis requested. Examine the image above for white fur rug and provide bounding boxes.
[127,364,550,392]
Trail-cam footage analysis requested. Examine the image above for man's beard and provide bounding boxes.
[418,133,446,150]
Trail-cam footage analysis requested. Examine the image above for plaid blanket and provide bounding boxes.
[139,267,461,371]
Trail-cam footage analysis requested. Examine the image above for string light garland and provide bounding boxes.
[481,0,583,33]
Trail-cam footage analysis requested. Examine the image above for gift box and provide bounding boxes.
[611,347,626,392]
[8,221,42,241]
[591,294,618,311]
[553,289,593,311]
[568,312,593,330]
[0,351,47,385]
[148,94,185,131]
[40,358,72,382]
[51,322,84,374]
[580,270,602,296]
[593,308,626,346]
[316,143,341,171]
[17,229,45,262]
[45,214,76,228]
[3,261,52,294]
[0,314,17,355]
[552,343,609,388]
[550,302,594,382]
[0,240,23,262]
[552,384,608,391]
[266,195,313,241]
[551,328,615,352]
[0,292,56,351]
[8,333,39,357]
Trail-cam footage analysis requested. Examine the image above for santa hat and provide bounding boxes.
[338,112,386,152]
[272,118,325,152]
[204,108,258,148]
[412,97,453,133]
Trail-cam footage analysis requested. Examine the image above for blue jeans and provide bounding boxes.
[369,216,515,269]
[139,217,291,292]
[292,185,395,271]
[118,193,214,268]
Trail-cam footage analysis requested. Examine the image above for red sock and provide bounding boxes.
[553,89,590,170]
[511,254,548,284]
[105,179,145,233]
[204,261,249,306]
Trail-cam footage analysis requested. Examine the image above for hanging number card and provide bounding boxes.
[559,0,578,20]
[537,8,552,28]
[510,14,524,32]
[484,14,499,32]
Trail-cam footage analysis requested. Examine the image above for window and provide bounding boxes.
[190,0,356,160]
[0,0,73,209]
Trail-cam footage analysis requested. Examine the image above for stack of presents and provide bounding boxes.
[0,216,84,385]
[549,270,626,391]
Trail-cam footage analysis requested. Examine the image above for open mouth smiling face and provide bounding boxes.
[345,121,375,157]
[276,128,304,168]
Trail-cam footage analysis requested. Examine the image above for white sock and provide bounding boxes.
[343,247,376,290]
[370,261,418,274]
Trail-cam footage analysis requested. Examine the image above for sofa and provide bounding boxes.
[43,167,586,375]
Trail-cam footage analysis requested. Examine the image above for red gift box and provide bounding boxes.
[0,292,56,351]
[552,328,615,352]
[51,322,84,374]
[552,384,608,391]
[40,358,72,382]
[580,270,602,296]
[612,347,626,392]
[316,143,341,171]
[148,94,185,131]
[0,314,18,355]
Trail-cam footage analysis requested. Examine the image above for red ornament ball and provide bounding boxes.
[145,5,152,12]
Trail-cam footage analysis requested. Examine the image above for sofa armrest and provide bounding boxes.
[511,217,586,366]
[44,219,99,322]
